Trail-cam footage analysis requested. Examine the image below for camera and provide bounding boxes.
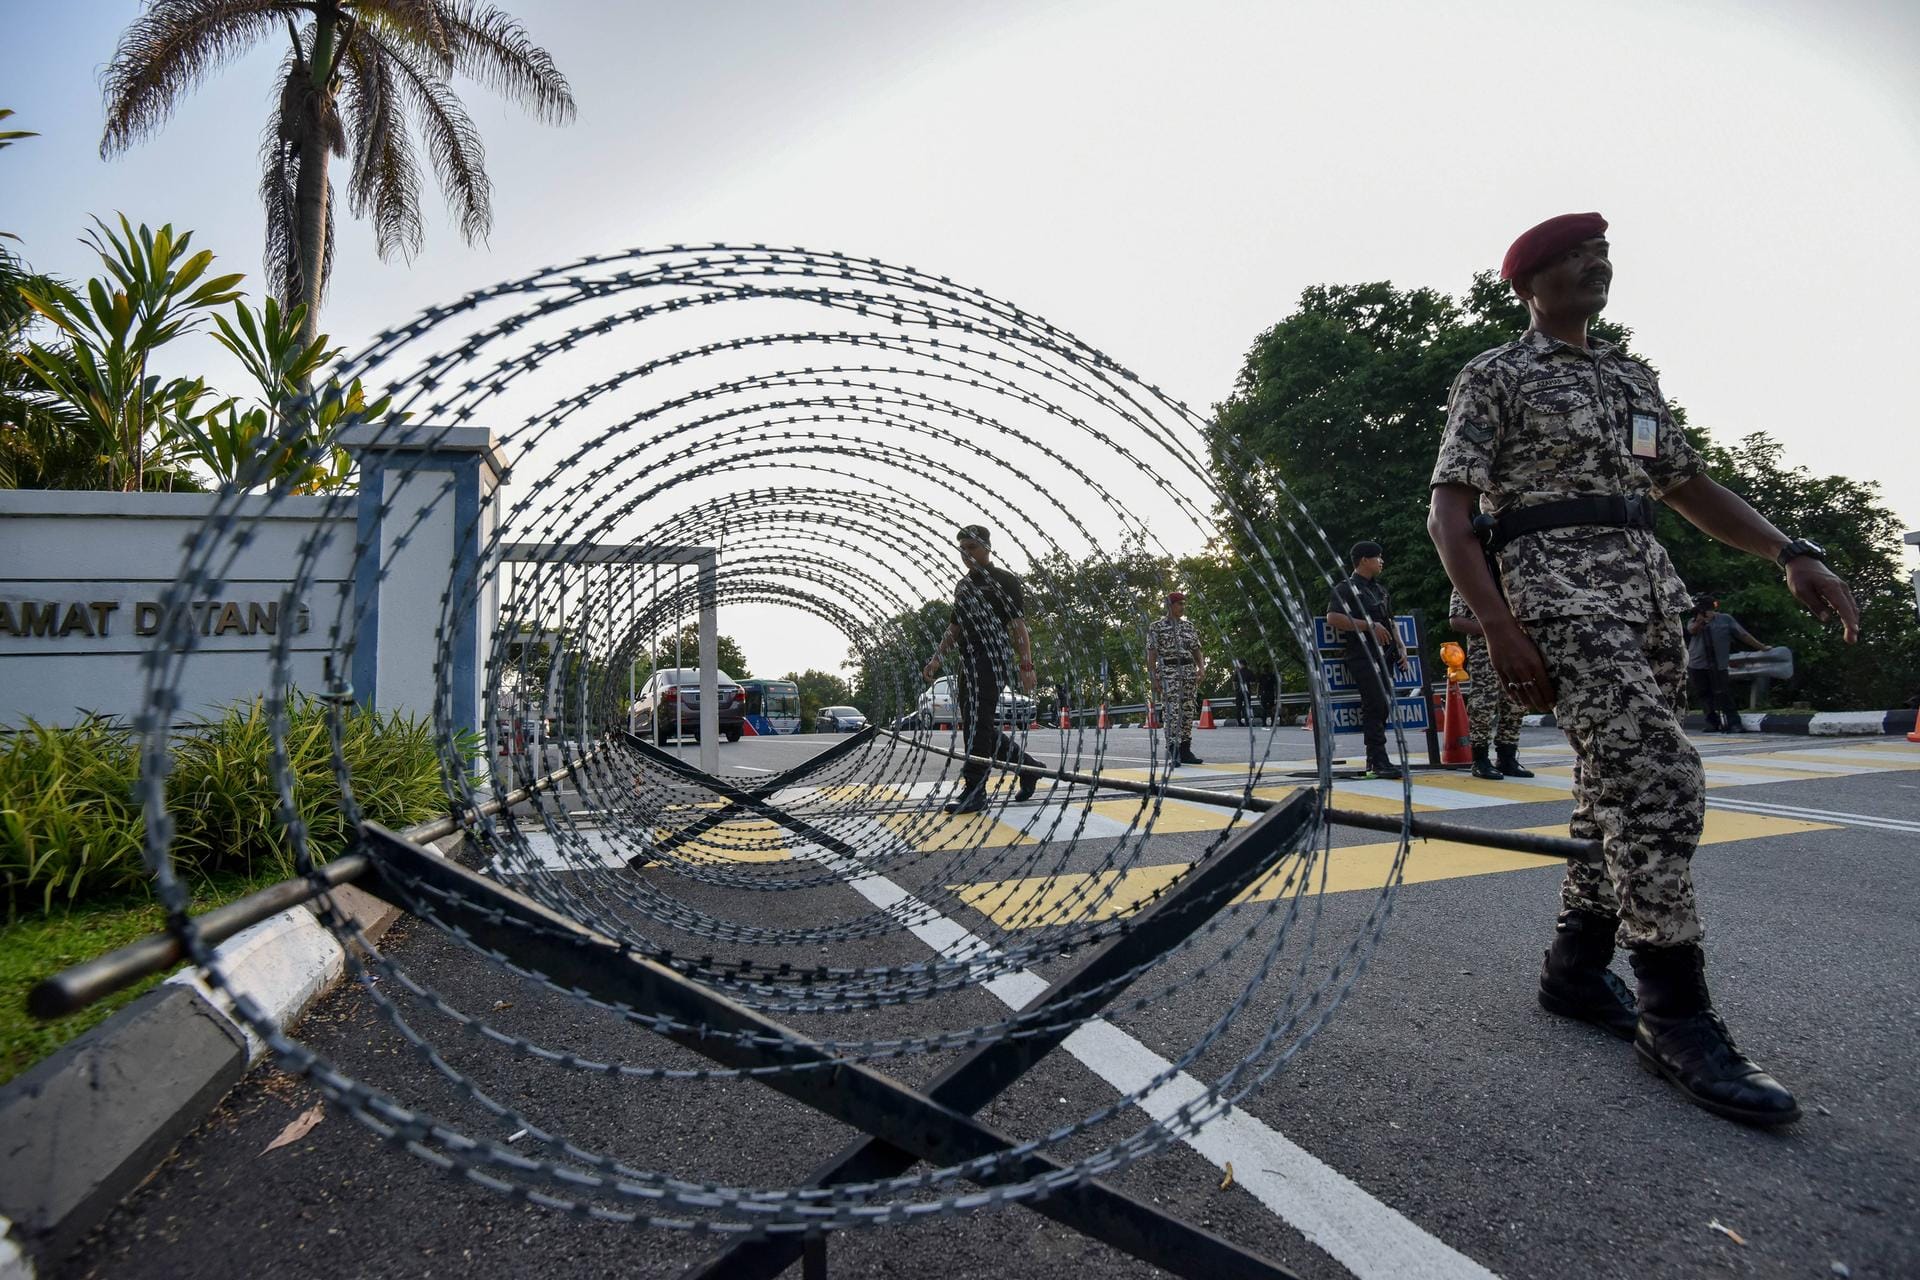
[1691,593,1718,615]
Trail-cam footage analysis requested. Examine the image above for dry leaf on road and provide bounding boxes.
[262,1103,324,1154]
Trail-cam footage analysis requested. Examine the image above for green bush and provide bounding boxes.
[0,717,150,914]
[1,695,464,918]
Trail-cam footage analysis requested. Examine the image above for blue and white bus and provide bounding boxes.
[739,678,801,735]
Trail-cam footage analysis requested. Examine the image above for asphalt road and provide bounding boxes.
[56,727,1920,1280]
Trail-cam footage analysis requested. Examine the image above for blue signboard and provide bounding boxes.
[1322,653,1425,695]
[1317,613,1432,736]
[1315,614,1418,655]
[1326,694,1430,734]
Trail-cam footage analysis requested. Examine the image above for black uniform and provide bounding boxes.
[949,564,1042,792]
[1327,573,1401,764]
[1256,670,1279,727]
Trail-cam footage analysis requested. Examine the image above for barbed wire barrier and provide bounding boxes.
[74,246,1458,1272]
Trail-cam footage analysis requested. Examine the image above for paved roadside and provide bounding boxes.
[54,732,1920,1279]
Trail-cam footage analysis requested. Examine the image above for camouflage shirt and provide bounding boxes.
[1431,329,1703,623]
[1145,615,1202,665]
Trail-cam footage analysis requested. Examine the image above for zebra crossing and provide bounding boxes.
[489,740,1914,877]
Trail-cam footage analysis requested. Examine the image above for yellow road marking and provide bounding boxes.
[1781,746,1920,766]
[880,809,1039,850]
[1410,773,1572,803]
[1702,760,1832,781]
[949,809,1836,929]
[654,817,795,863]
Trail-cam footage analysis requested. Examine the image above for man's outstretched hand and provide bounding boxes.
[1786,560,1861,643]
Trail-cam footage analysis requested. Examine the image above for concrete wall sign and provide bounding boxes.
[0,490,352,728]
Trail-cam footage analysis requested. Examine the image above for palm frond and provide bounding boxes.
[100,0,302,157]
[368,34,492,244]
[437,1,576,124]
[357,0,456,71]
[341,41,427,262]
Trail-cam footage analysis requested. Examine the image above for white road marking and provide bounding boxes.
[810,817,1500,1280]
[1707,797,1920,834]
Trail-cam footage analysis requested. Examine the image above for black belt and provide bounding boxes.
[1163,658,1197,666]
[1479,494,1655,554]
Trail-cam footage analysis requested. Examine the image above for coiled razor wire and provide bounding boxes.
[133,245,1421,1234]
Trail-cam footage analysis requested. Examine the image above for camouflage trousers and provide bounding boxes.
[1464,636,1523,749]
[1529,612,1704,950]
[1159,664,1199,744]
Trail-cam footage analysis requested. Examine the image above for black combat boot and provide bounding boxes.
[1364,754,1402,780]
[1177,739,1204,765]
[1495,745,1535,778]
[1629,944,1801,1127]
[944,782,988,815]
[1470,745,1503,780]
[1537,908,1638,1039]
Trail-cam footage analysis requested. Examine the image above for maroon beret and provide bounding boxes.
[1501,212,1608,281]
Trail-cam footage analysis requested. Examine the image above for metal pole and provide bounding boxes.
[697,550,719,774]
[354,820,1304,1280]
[685,791,1318,1280]
[627,565,636,729]
[884,730,1601,863]
[673,563,684,750]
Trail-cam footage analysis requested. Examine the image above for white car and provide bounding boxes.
[915,677,1036,729]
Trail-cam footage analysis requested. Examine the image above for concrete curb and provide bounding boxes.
[0,837,450,1273]
[1522,707,1918,736]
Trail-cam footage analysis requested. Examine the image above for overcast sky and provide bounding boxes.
[7,0,1917,680]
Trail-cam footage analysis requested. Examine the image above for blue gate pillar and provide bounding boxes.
[341,426,510,741]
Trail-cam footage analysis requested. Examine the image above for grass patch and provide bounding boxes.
[0,868,281,1086]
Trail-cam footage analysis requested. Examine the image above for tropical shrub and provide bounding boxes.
[0,717,149,914]
[0,696,465,917]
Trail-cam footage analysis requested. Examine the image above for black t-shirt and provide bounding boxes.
[1327,573,1395,659]
[950,565,1025,681]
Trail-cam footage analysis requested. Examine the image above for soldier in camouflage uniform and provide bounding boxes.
[1447,587,1532,781]
[1145,591,1205,766]
[1428,211,1859,1128]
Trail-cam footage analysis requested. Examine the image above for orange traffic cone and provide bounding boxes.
[1907,708,1920,743]
[1058,706,1071,730]
[1196,702,1216,731]
[1097,704,1111,729]
[740,717,758,737]
[1441,678,1473,764]
[1145,700,1161,730]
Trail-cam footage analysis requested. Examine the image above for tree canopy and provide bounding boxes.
[1210,275,1918,711]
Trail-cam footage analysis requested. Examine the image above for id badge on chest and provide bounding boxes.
[1630,412,1659,459]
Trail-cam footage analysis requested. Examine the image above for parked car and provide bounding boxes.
[630,667,745,743]
[914,677,1035,729]
[814,705,868,733]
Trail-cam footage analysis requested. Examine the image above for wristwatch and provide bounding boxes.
[1775,537,1826,568]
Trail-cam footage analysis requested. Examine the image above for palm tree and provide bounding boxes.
[99,2,576,349]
